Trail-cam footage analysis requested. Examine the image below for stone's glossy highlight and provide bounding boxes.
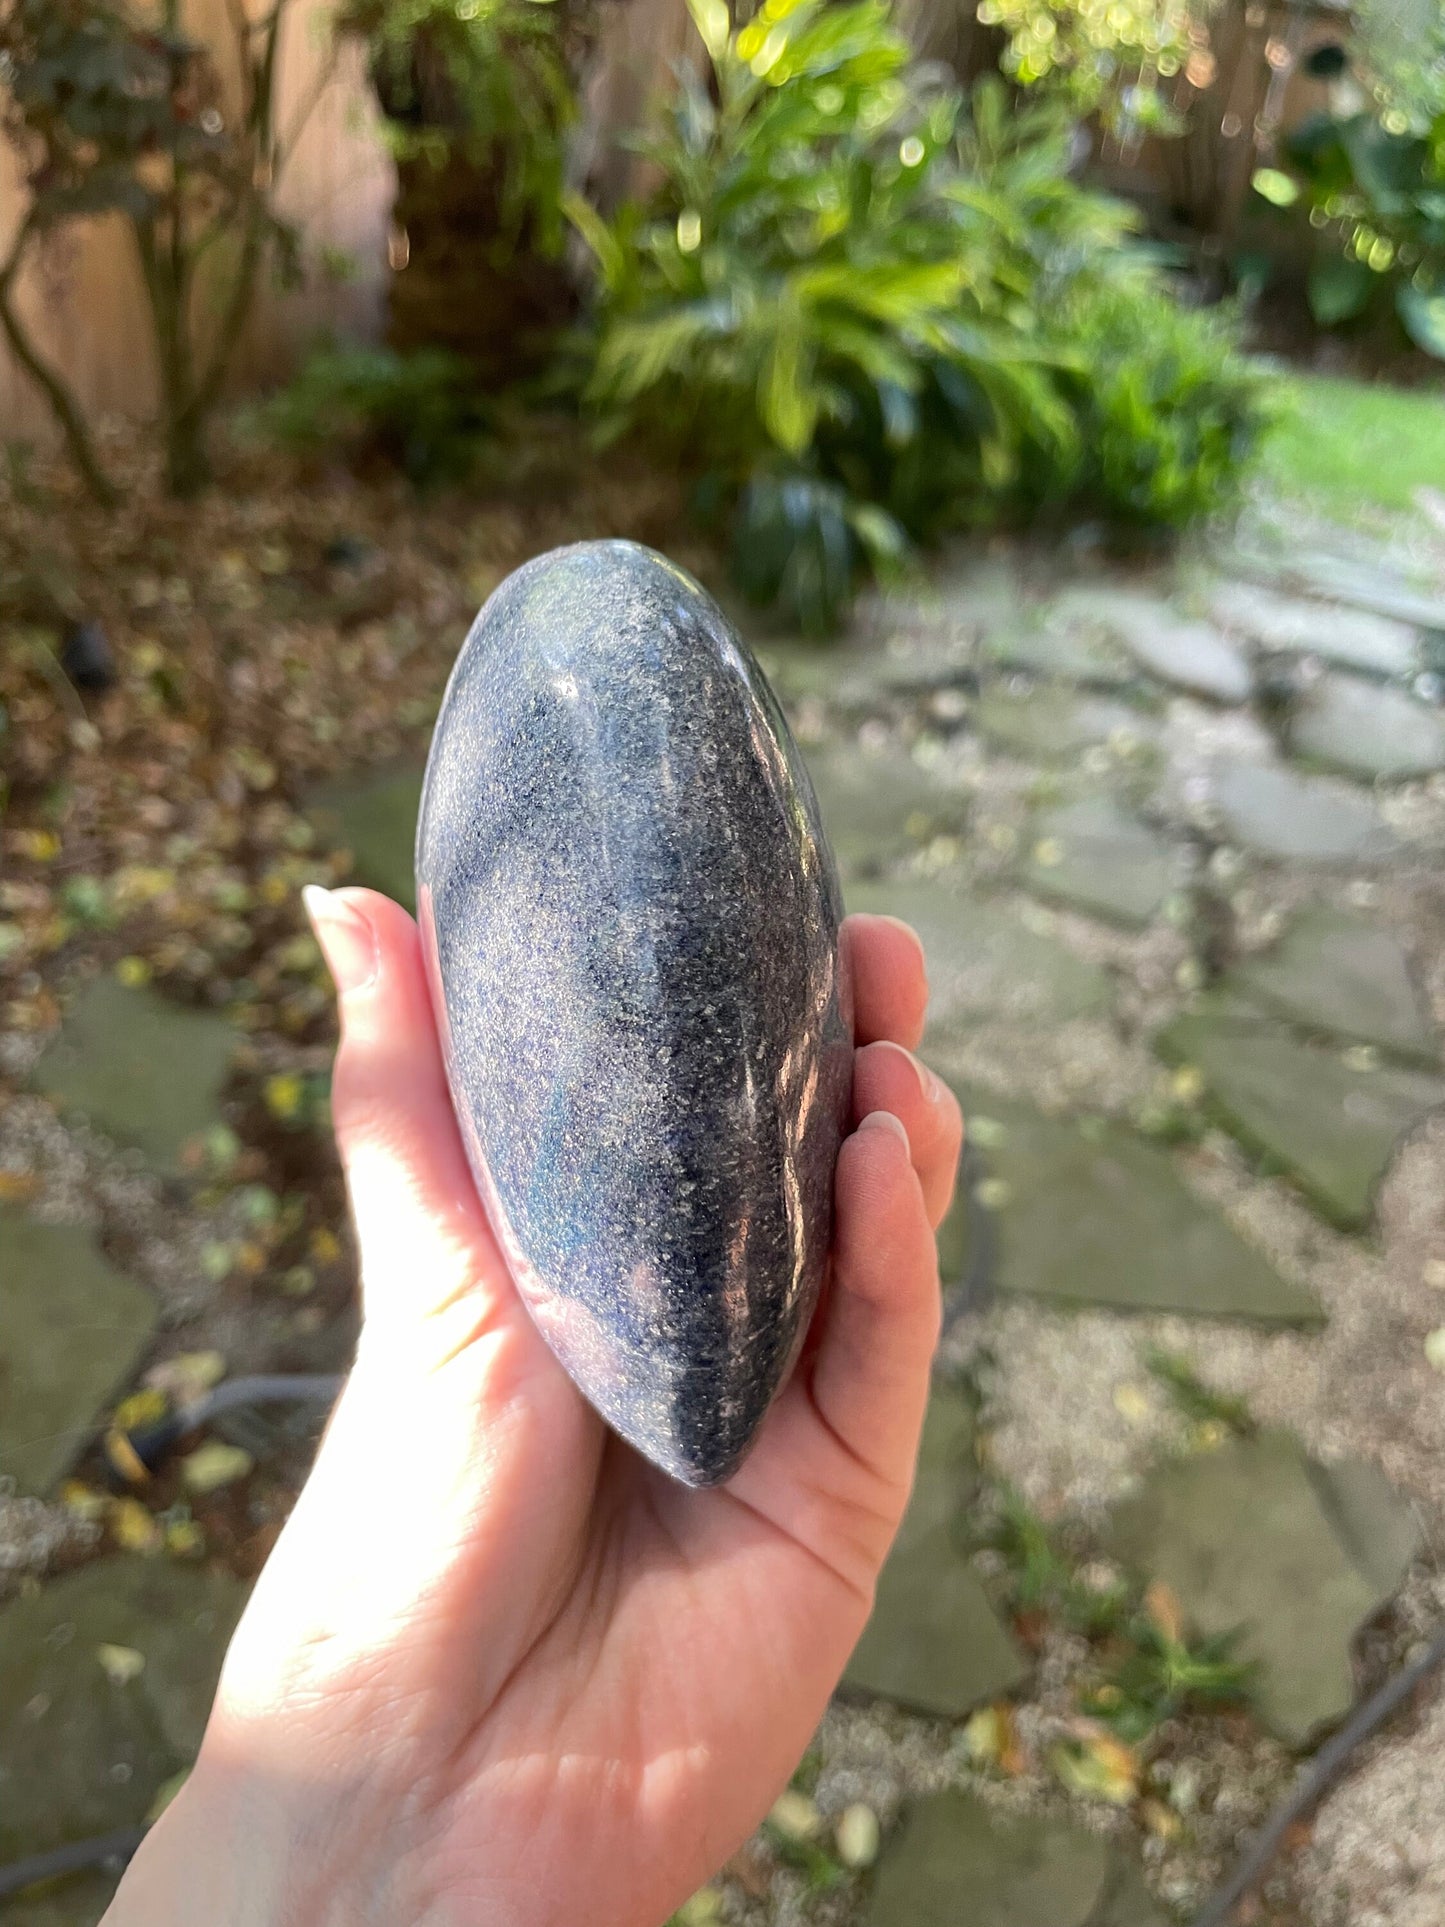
[416,541,852,1486]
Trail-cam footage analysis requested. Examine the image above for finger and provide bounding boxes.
[851,1040,962,1227]
[807,1111,940,1484]
[842,913,927,1050]
[304,886,517,1346]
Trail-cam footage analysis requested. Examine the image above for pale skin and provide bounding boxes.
[104,887,962,1927]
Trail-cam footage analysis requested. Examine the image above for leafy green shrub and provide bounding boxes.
[569,0,1266,631]
[262,344,490,485]
[1275,109,1445,360]
[975,0,1196,136]
[344,0,577,247]
[1031,280,1273,531]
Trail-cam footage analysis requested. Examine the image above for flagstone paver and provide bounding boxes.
[844,879,1113,1037]
[945,1086,1322,1324]
[1210,579,1419,678]
[0,1558,249,1866]
[1048,587,1251,702]
[306,763,425,912]
[1287,671,1445,781]
[1160,1000,1445,1228]
[1108,1432,1420,1745]
[845,1389,1028,1717]
[1230,908,1437,1063]
[0,1874,119,1926]
[31,978,235,1172]
[1021,797,1187,928]
[982,616,1137,688]
[867,1790,1166,1927]
[1202,760,1398,865]
[0,1210,158,1496]
[1278,551,1445,634]
[975,687,1156,764]
[1116,610,1253,705]
[806,741,970,876]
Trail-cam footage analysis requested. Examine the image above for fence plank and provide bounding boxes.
[0,0,395,446]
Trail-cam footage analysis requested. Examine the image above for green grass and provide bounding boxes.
[1261,372,1445,518]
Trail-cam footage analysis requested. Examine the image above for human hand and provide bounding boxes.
[106,888,961,1927]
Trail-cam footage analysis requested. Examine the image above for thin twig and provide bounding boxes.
[0,216,118,505]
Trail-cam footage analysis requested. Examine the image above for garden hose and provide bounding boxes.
[0,1826,148,1903]
[102,1372,345,1484]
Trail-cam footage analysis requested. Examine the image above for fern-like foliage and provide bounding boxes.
[569,0,1263,631]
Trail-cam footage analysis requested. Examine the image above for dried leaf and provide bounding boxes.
[109,1497,163,1553]
[181,1440,255,1494]
[146,1350,226,1403]
[264,1071,304,1120]
[1049,1727,1140,1806]
[165,1518,206,1558]
[674,1891,723,1926]
[769,1790,821,1841]
[113,1388,169,1432]
[59,1480,109,1522]
[964,1702,1027,1776]
[1144,1579,1186,1647]
[834,1803,881,1869]
[96,1643,145,1687]
[146,1770,190,1823]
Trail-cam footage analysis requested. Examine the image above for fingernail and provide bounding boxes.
[874,914,928,988]
[859,1108,909,1147]
[885,1040,944,1107]
[302,885,378,995]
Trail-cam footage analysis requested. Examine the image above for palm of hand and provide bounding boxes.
[117,891,959,1927]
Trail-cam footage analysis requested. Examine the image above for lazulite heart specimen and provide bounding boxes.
[416,540,852,1485]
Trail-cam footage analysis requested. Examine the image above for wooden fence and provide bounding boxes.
[0,0,1362,448]
[0,0,395,443]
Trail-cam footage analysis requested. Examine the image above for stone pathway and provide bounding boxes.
[30,978,235,1173]
[0,1211,157,1496]
[754,519,1445,1923]
[844,1389,1027,1717]
[4,509,1445,1926]
[1109,1432,1420,1746]
[0,1559,247,1923]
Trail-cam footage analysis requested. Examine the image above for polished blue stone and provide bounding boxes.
[416,541,852,1486]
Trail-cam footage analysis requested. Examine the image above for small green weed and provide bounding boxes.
[989,1492,1258,1746]
[1144,1349,1255,1437]
[1085,1617,1257,1742]
[989,1488,1131,1637]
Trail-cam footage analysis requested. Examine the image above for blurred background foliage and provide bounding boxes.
[1,0,1441,629]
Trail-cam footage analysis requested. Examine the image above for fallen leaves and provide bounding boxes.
[834,1804,880,1869]
[96,1642,146,1686]
[1049,1723,1142,1806]
[145,1349,227,1403]
[964,1700,1029,1777]
[180,1441,255,1495]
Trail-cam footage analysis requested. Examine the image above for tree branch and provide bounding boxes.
[0,213,118,505]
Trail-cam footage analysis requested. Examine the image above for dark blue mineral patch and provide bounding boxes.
[416,540,852,1485]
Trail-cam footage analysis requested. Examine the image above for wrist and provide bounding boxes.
[102,1742,535,1927]
[103,1754,379,1927]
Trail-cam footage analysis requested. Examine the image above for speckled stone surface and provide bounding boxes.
[416,542,852,1486]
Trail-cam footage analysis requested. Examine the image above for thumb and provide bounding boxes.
[302,885,513,1350]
